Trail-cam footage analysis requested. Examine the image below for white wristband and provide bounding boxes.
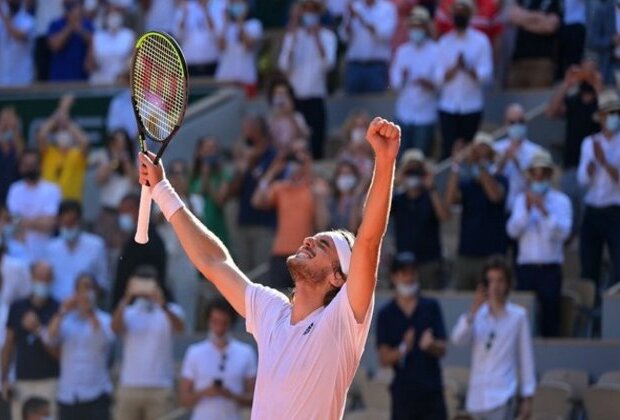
[152,179,185,221]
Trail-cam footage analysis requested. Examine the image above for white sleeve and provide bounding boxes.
[277,33,293,72]
[373,2,396,41]
[6,184,19,215]
[180,347,196,380]
[577,137,593,186]
[389,48,404,89]
[245,20,262,41]
[244,346,258,379]
[245,283,290,343]
[506,194,529,239]
[540,193,572,241]
[42,184,62,216]
[321,29,337,71]
[518,311,536,397]
[451,313,474,346]
[474,34,493,84]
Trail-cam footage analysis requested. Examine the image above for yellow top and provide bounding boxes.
[41,146,87,201]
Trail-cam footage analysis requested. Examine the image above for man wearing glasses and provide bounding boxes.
[451,256,536,420]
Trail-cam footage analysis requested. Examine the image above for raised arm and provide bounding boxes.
[347,118,400,323]
[139,152,251,317]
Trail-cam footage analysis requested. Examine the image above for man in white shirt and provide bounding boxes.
[435,0,492,159]
[578,89,620,291]
[7,150,62,262]
[179,298,256,420]
[0,249,31,306]
[451,256,536,420]
[106,74,138,140]
[390,6,438,156]
[339,0,397,94]
[45,200,108,301]
[507,150,572,337]
[278,0,337,159]
[493,103,544,212]
[0,0,35,87]
[138,117,400,419]
[46,273,114,420]
[111,266,185,420]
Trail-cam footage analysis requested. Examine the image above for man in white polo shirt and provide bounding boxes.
[138,117,400,419]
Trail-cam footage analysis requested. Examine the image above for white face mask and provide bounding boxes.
[350,128,366,144]
[396,282,419,297]
[507,123,527,141]
[336,174,357,192]
[134,297,155,312]
[55,130,73,148]
[118,213,135,232]
[405,176,422,189]
[32,281,50,300]
[106,12,123,30]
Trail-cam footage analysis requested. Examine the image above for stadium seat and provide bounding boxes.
[598,370,620,387]
[563,278,596,337]
[532,382,573,420]
[583,384,620,420]
[559,290,580,337]
[541,369,590,400]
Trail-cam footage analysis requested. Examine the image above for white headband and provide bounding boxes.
[325,232,353,276]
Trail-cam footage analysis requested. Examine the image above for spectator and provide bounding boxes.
[252,147,327,289]
[389,6,438,156]
[557,0,586,78]
[0,234,31,306]
[179,298,256,420]
[112,193,168,307]
[46,200,108,302]
[215,0,263,96]
[506,0,560,88]
[278,0,337,159]
[507,151,572,336]
[106,72,138,140]
[339,0,397,94]
[586,0,616,85]
[143,0,175,33]
[47,0,94,81]
[493,103,543,211]
[547,60,601,237]
[173,0,225,77]
[87,6,134,85]
[377,252,448,420]
[445,133,508,290]
[435,0,503,43]
[390,149,450,289]
[578,89,620,290]
[36,95,89,201]
[265,79,311,152]
[435,0,493,159]
[47,274,114,420]
[337,110,374,184]
[33,0,64,81]
[451,257,536,420]
[0,107,25,206]
[0,0,35,87]
[190,137,232,246]
[111,266,185,420]
[326,159,364,232]
[22,397,51,420]
[1,261,59,420]
[228,114,276,272]
[7,150,62,262]
[389,0,417,51]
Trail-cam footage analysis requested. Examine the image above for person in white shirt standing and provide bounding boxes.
[278,0,337,159]
[47,273,115,420]
[507,150,572,337]
[111,266,185,420]
[435,0,492,159]
[215,0,262,97]
[45,200,108,302]
[0,0,35,87]
[451,256,536,420]
[138,117,400,419]
[173,0,226,77]
[578,89,620,292]
[179,298,256,420]
[142,0,175,33]
[389,6,437,156]
[339,0,397,94]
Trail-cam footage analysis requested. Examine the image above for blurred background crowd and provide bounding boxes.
[2,0,620,418]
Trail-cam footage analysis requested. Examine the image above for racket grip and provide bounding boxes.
[135,184,152,244]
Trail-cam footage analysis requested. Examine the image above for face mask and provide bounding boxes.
[302,12,320,27]
[32,281,49,300]
[283,161,302,179]
[605,113,620,133]
[409,28,425,44]
[118,213,135,232]
[134,297,155,312]
[530,180,550,195]
[396,282,419,297]
[350,128,366,144]
[86,289,97,306]
[1,131,13,143]
[336,174,357,192]
[55,130,73,148]
[60,226,80,242]
[405,176,422,189]
[507,123,527,140]
[228,2,247,19]
[272,94,289,109]
[23,169,40,182]
[106,12,123,30]
[453,14,469,29]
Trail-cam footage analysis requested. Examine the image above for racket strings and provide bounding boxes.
[132,35,186,141]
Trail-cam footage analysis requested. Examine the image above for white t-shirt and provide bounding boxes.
[89,149,135,209]
[145,0,176,32]
[119,301,185,388]
[245,282,373,420]
[89,28,135,85]
[215,19,263,84]
[0,255,31,306]
[173,0,225,65]
[181,338,257,420]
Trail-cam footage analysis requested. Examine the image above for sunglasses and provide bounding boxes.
[485,331,496,351]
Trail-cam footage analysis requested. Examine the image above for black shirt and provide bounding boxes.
[238,146,277,228]
[6,297,59,380]
[512,0,561,61]
[391,191,441,264]
[459,175,509,256]
[563,92,599,169]
[376,297,446,398]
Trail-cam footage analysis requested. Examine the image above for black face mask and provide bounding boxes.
[454,14,469,29]
[23,169,40,182]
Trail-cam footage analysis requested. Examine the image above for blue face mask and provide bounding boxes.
[507,123,527,140]
[605,113,620,133]
[60,226,80,242]
[228,2,247,19]
[32,281,50,300]
[409,28,425,44]
[530,180,550,195]
[302,12,320,27]
[118,214,135,232]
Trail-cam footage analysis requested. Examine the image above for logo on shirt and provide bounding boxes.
[302,322,314,336]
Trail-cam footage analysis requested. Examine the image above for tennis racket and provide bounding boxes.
[130,31,188,244]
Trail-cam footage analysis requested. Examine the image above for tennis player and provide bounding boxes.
[138,117,400,419]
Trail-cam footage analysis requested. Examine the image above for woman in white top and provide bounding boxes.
[266,79,310,151]
[215,0,263,96]
[87,7,135,85]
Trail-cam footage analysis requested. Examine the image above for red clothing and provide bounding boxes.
[434,0,503,41]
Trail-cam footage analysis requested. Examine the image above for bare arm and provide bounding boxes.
[445,170,462,205]
[378,345,403,367]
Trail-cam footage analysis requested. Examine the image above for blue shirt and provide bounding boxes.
[237,147,276,227]
[376,297,446,398]
[48,17,93,81]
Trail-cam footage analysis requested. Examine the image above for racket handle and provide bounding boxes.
[135,184,152,244]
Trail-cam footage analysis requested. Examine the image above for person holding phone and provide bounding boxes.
[451,256,536,420]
